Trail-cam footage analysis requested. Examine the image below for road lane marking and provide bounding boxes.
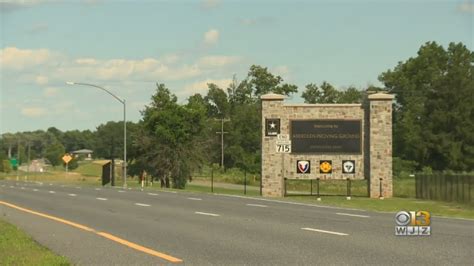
[33,189,39,192]
[118,190,126,193]
[195,212,220,217]
[135,203,151,207]
[49,191,56,194]
[10,186,14,188]
[95,188,101,191]
[68,194,77,197]
[96,232,182,263]
[301,227,348,236]
[336,212,370,218]
[0,200,182,263]
[148,193,158,196]
[49,183,53,186]
[187,197,202,201]
[61,185,66,187]
[162,191,177,194]
[75,187,81,189]
[21,187,25,190]
[246,203,267,208]
[96,198,107,201]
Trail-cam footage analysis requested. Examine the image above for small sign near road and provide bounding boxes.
[62,154,72,164]
[276,140,291,153]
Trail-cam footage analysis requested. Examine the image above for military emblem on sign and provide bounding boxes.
[342,160,355,174]
[319,160,332,174]
[296,160,311,174]
[265,118,280,136]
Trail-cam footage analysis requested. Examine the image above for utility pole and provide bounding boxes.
[215,118,230,169]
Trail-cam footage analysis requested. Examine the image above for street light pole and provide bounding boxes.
[66,82,127,188]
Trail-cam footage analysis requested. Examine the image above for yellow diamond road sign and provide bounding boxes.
[62,154,72,164]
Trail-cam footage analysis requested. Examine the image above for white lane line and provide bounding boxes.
[33,189,39,192]
[118,190,126,193]
[49,183,53,186]
[127,188,132,190]
[49,191,56,194]
[147,193,158,196]
[162,190,177,194]
[195,212,220,217]
[96,197,107,201]
[336,212,370,218]
[10,186,14,188]
[61,185,65,187]
[187,197,202,201]
[75,187,81,189]
[21,187,25,190]
[95,188,101,191]
[301,227,348,236]
[135,203,151,207]
[246,203,267,208]
[68,194,77,197]
[1,185,5,187]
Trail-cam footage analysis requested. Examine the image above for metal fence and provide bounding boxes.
[415,174,473,204]
[284,178,369,197]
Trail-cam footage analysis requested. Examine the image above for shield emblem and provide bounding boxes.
[297,160,310,174]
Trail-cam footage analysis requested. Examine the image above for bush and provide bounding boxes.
[393,157,418,179]
[1,160,12,173]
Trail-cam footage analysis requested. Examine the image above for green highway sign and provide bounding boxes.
[10,158,18,167]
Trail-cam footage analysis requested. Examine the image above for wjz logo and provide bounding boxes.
[395,210,431,236]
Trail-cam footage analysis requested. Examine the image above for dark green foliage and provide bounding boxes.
[380,42,473,171]
[45,141,65,167]
[301,82,363,104]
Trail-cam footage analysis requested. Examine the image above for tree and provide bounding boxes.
[137,83,208,188]
[379,41,473,171]
[45,141,65,167]
[247,65,298,97]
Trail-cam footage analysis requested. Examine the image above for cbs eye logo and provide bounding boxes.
[395,211,431,226]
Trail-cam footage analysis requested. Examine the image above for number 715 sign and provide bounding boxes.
[276,141,291,153]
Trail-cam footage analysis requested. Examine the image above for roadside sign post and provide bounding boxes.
[62,154,73,174]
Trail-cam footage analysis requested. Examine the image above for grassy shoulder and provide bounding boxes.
[0,219,69,266]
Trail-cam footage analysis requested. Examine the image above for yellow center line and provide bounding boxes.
[0,200,183,264]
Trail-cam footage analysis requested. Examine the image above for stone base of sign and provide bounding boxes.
[261,92,394,198]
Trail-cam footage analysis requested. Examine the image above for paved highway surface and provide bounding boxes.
[0,179,473,265]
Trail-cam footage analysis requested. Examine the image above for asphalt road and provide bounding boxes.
[0,179,473,266]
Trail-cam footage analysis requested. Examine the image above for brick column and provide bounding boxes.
[368,93,395,198]
[261,93,286,197]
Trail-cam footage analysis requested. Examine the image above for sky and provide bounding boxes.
[0,0,473,134]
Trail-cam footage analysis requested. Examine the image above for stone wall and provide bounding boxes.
[261,92,394,198]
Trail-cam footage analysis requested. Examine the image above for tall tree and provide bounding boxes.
[379,41,473,171]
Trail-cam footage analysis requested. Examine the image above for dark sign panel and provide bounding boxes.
[296,160,311,174]
[291,120,362,154]
[319,160,332,174]
[265,118,280,136]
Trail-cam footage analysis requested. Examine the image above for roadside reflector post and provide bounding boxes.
[379,178,384,200]
[211,167,214,193]
[244,170,247,195]
[316,178,321,201]
[346,178,351,200]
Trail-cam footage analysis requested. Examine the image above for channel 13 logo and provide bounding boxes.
[395,211,431,236]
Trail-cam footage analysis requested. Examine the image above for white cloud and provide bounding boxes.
[182,78,232,96]
[43,87,58,97]
[35,75,48,85]
[203,29,219,45]
[21,107,47,117]
[197,56,240,68]
[0,47,52,70]
[201,0,220,10]
[458,1,474,13]
[272,65,290,76]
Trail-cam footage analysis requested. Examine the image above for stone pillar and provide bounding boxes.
[368,93,395,198]
[261,93,286,197]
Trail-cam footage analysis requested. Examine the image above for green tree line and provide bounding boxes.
[1,41,472,187]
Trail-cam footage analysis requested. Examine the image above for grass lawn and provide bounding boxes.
[0,219,69,266]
